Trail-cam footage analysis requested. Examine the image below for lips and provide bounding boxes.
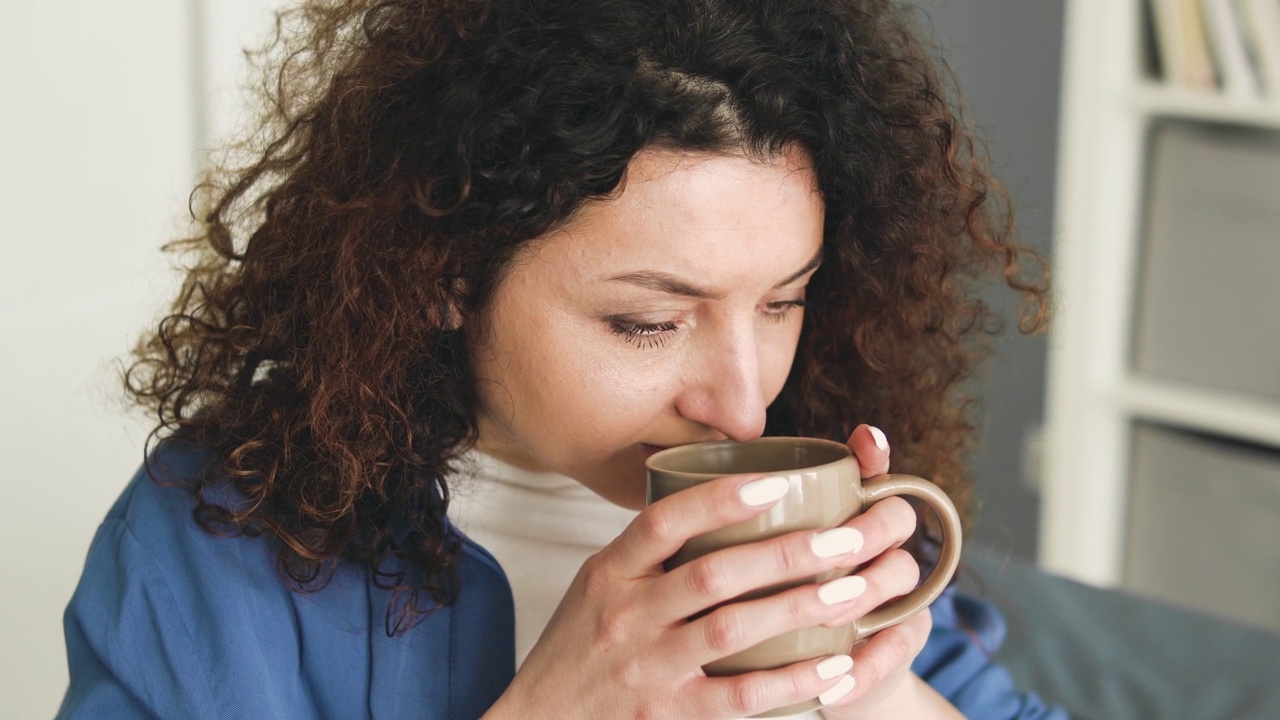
[641,437,727,458]
[641,444,669,458]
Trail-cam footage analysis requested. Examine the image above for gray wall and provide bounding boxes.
[911,1,1066,560]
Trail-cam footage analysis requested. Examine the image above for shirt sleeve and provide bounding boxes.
[913,588,1071,719]
[57,520,219,720]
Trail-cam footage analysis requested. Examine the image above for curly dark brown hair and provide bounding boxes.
[126,0,1047,635]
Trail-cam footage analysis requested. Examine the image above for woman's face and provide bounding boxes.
[468,145,825,509]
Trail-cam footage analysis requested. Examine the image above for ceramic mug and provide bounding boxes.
[645,436,962,717]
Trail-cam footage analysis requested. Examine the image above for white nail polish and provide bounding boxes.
[810,527,864,558]
[815,654,854,680]
[818,575,867,605]
[869,425,888,451]
[738,476,790,506]
[818,674,857,705]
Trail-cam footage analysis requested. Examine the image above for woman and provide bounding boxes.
[60,0,1063,717]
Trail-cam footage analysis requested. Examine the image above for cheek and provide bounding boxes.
[500,314,670,444]
[565,354,674,436]
[760,320,804,399]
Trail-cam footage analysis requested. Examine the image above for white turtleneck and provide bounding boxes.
[447,450,640,663]
[447,450,822,719]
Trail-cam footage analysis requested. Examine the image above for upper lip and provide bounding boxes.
[644,437,727,449]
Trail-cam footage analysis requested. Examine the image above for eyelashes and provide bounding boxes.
[609,320,680,349]
[607,299,806,349]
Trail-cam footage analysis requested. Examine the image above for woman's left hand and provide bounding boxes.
[817,425,960,719]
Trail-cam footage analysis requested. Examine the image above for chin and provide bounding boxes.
[574,450,649,511]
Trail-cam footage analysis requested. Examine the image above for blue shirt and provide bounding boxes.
[58,441,1067,718]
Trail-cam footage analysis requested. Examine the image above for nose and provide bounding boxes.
[674,324,769,443]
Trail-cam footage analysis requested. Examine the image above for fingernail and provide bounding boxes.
[738,476,790,506]
[818,575,867,605]
[815,654,854,680]
[818,674,857,705]
[810,527,864,558]
[869,425,888,451]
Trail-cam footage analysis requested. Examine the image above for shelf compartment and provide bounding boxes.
[1131,121,1280,403]
[1125,423,1280,634]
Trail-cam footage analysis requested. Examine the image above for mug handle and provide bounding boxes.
[853,473,963,640]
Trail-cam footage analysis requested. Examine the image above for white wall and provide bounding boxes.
[0,1,277,715]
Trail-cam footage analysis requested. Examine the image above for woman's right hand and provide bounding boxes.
[482,470,912,720]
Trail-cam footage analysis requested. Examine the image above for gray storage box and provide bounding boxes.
[1125,423,1280,633]
[1133,122,1280,400]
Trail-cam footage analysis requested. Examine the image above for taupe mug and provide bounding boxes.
[646,436,962,717]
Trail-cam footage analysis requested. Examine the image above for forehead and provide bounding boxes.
[523,145,825,280]
[591,144,821,222]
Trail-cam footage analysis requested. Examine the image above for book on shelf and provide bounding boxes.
[1150,0,1188,84]
[1147,0,1280,99]
[1182,0,1221,88]
[1204,0,1263,98]
[1148,0,1218,88]
[1238,0,1280,99]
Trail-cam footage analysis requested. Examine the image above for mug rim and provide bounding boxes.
[644,436,852,480]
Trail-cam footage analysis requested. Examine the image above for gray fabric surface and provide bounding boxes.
[961,545,1280,719]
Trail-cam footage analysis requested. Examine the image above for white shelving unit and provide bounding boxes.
[1130,81,1280,129]
[1119,378,1280,449]
[1041,0,1280,591]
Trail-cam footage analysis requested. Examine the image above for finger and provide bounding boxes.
[669,568,873,668]
[605,473,788,576]
[847,424,890,478]
[824,610,933,708]
[656,498,916,626]
[819,548,921,628]
[691,653,857,718]
[837,495,917,569]
[656,525,865,621]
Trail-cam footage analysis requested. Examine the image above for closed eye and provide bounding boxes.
[607,299,804,349]
[763,299,805,321]
[608,319,679,349]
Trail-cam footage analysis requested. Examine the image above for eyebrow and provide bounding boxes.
[607,245,825,299]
